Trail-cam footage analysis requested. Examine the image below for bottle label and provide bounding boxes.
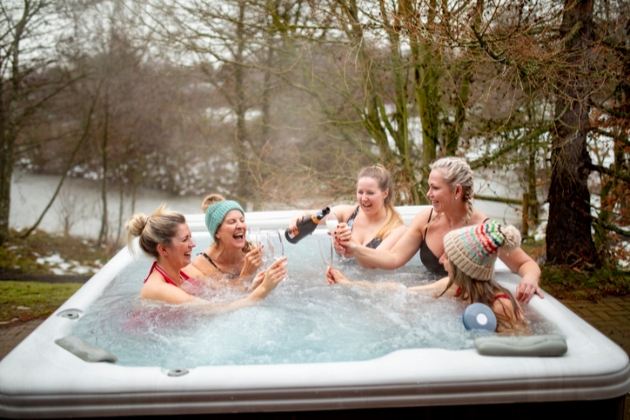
[287,229,298,239]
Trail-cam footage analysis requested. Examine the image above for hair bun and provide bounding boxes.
[500,224,521,253]
[125,213,148,237]
[202,194,225,212]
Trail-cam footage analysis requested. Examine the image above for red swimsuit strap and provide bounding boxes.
[142,262,203,303]
[492,293,511,303]
[144,261,181,287]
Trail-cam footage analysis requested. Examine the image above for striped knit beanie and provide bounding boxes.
[204,200,245,240]
[443,220,521,281]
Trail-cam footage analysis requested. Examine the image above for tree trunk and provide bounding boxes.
[234,0,250,203]
[98,94,110,246]
[546,0,598,266]
[407,0,439,197]
[0,81,14,245]
[0,1,30,245]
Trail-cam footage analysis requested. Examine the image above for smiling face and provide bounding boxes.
[356,176,389,215]
[163,223,195,270]
[215,209,247,249]
[427,169,458,213]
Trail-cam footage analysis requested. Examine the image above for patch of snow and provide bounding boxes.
[36,254,64,265]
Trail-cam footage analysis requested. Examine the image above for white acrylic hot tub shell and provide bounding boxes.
[1,207,629,418]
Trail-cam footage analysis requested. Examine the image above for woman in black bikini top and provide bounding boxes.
[338,157,543,304]
[346,206,383,249]
[419,209,491,277]
[419,209,447,276]
[288,165,406,268]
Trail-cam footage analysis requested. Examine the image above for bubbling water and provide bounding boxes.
[71,233,559,368]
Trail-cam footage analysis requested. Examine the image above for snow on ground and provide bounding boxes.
[36,254,101,276]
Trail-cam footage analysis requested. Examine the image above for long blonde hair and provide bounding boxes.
[441,261,522,321]
[358,165,403,239]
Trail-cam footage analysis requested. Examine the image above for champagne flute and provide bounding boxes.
[248,227,260,246]
[326,213,339,235]
[267,230,287,280]
[318,236,333,269]
[249,227,267,269]
[326,213,349,263]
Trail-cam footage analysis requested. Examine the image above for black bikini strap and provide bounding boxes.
[198,252,219,270]
[424,208,434,237]
[347,205,360,231]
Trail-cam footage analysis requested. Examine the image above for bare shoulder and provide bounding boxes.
[331,204,358,222]
[409,207,433,231]
[465,208,488,225]
[139,272,166,300]
[492,297,519,321]
[141,275,197,304]
[191,252,221,276]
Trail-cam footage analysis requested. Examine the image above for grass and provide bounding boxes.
[0,281,83,323]
[0,229,113,323]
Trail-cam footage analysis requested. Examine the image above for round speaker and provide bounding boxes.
[462,303,497,332]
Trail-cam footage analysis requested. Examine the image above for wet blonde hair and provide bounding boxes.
[358,165,403,239]
[440,261,527,334]
[429,157,475,224]
[125,204,186,259]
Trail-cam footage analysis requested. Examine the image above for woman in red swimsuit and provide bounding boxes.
[327,220,529,335]
[337,157,542,303]
[126,205,287,310]
[288,165,406,268]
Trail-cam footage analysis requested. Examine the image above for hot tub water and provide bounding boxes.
[70,233,558,368]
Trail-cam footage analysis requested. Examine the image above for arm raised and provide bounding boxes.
[342,208,430,270]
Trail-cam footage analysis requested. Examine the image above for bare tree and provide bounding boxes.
[0,0,74,245]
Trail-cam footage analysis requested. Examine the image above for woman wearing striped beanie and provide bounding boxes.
[438,220,529,334]
[327,220,530,334]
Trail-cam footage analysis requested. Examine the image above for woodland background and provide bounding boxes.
[1,0,629,270]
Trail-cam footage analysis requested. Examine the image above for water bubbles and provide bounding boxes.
[70,234,559,368]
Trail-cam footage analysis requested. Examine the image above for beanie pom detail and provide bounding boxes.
[500,225,521,253]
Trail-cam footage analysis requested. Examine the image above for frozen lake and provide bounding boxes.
[10,170,524,240]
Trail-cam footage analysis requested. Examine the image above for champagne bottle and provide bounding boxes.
[285,207,331,244]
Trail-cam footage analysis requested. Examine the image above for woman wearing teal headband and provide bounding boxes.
[184,194,264,290]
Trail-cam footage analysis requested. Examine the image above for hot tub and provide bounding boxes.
[1,206,629,419]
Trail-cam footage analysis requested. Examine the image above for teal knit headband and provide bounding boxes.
[204,200,245,240]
